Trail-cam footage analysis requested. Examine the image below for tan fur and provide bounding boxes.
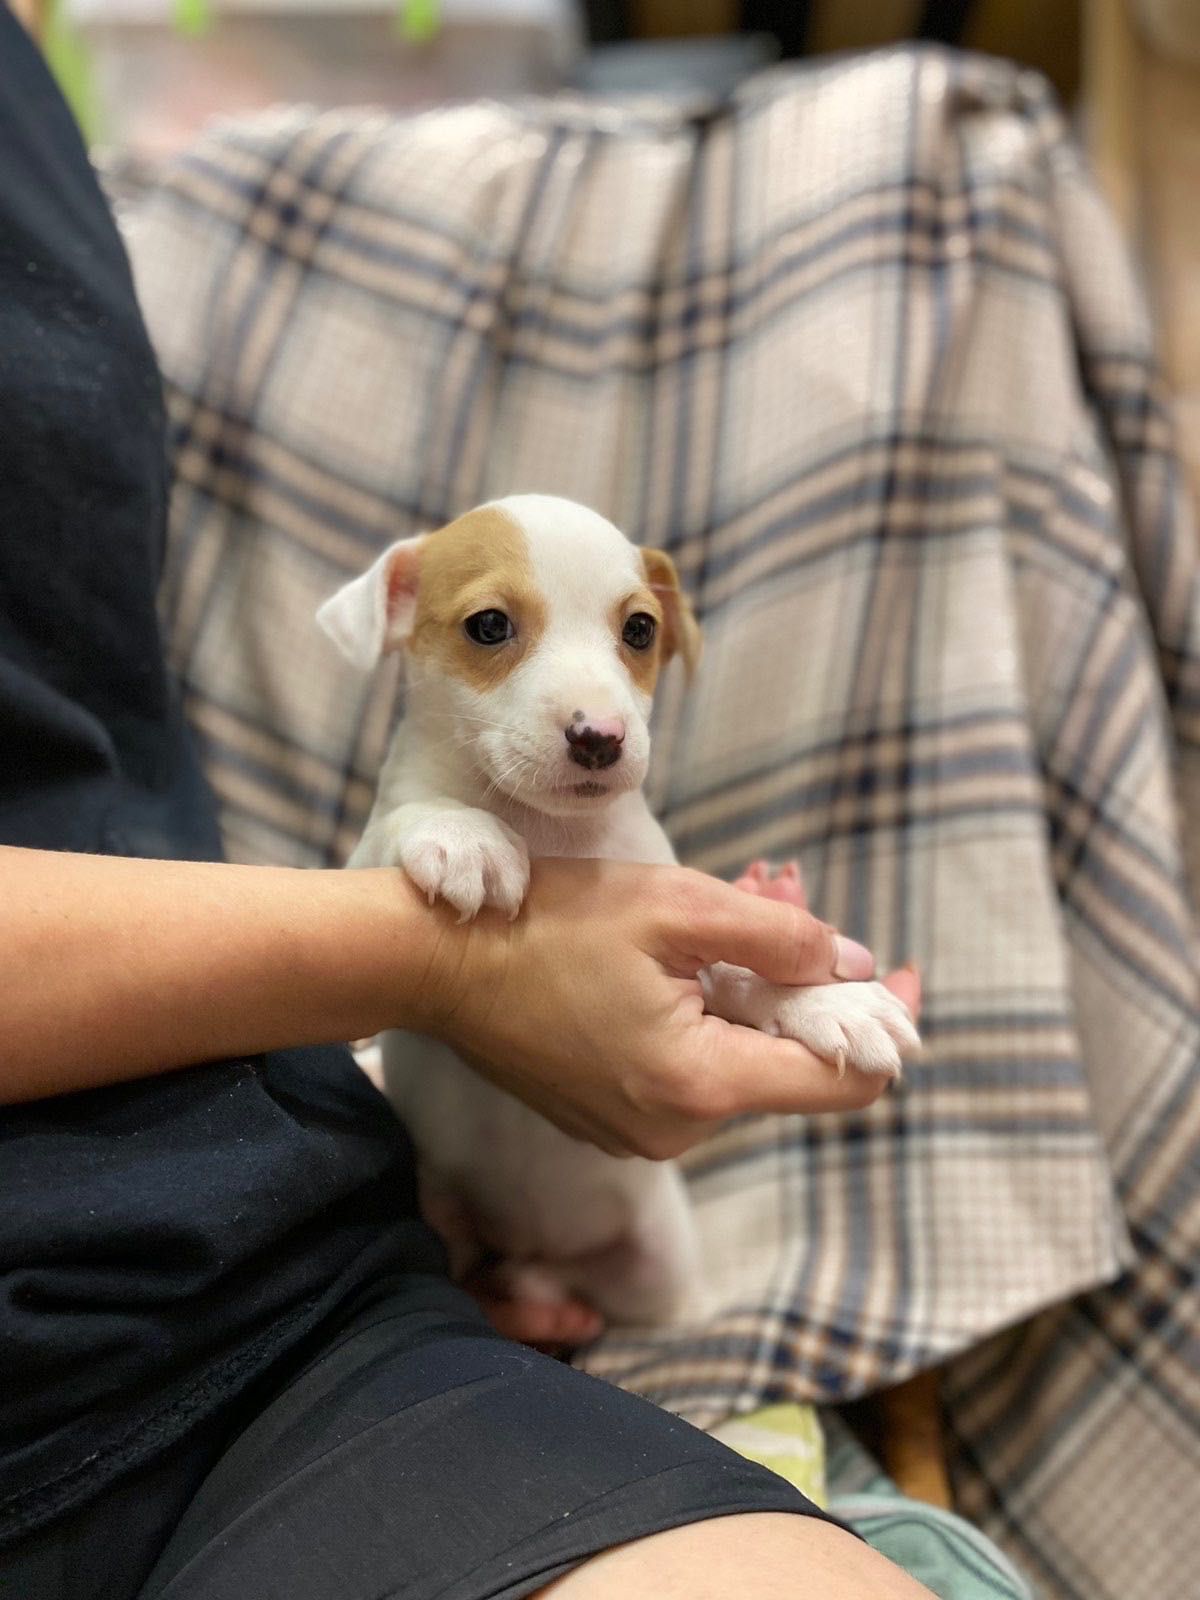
[641,548,702,678]
[612,589,667,695]
[407,507,546,692]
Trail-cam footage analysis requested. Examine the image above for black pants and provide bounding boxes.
[2,1275,833,1600]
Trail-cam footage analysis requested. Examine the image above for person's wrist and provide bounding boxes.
[351,864,507,1039]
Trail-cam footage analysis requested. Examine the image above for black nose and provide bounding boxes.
[565,724,624,771]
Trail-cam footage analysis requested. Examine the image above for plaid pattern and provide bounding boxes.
[124,48,1200,1600]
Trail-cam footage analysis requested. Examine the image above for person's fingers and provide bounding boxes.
[675,876,875,986]
[676,966,922,1127]
[621,961,924,1157]
[732,873,762,894]
[686,1014,893,1121]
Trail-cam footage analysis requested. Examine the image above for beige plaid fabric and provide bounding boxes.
[125,47,1200,1600]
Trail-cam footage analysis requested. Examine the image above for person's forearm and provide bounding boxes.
[0,846,457,1103]
[9,0,45,39]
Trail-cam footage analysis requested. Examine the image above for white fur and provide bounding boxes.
[319,494,918,1328]
[701,967,919,1078]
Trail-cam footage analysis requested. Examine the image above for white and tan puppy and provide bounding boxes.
[318,494,918,1326]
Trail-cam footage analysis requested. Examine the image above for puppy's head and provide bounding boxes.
[318,494,700,815]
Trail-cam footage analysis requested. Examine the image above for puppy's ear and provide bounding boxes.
[642,548,702,679]
[316,535,427,671]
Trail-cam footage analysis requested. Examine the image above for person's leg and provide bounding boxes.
[534,1513,938,1599]
[138,1276,906,1600]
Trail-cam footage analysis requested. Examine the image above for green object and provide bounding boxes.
[822,1414,1035,1600]
[830,1496,1035,1599]
[709,1403,828,1508]
[174,0,213,38]
[43,0,100,142]
[398,0,440,42]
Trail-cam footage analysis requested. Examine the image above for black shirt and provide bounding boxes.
[0,8,438,1544]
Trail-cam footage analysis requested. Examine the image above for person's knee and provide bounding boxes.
[532,1510,939,1599]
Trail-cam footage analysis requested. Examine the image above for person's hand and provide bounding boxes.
[413,856,919,1162]
[732,856,921,1024]
[455,855,920,1350]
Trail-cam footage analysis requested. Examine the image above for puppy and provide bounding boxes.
[318,494,919,1326]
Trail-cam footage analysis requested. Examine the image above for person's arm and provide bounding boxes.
[0,846,915,1156]
[0,846,454,1102]
[8,0,45,38]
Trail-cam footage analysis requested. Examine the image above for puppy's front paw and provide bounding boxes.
[705,966,919,1078]
[768,981,920,1078]
[398,812,530,920]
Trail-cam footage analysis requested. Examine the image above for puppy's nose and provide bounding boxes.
[565,715,625,771]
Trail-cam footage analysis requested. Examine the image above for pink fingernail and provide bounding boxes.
[834,936,875,980]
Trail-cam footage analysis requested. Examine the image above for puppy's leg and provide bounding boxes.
[418,1168,485,1281]
[496,1165,705,1328]
[351,799,530,920]
[572,1169,706,1326]
[703,965,920,1079]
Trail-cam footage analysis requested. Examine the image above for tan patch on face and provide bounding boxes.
[408,507,546,691]
[613,588,667,696]
[641,548,702,678]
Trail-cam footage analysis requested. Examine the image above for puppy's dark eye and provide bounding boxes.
[464,609,515,647]
[622,612,657,651]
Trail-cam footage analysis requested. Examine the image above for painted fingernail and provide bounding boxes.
[834,936,876,980]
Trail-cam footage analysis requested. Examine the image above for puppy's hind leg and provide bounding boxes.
[418,1169,485,1282]
[566,1165,707,1328]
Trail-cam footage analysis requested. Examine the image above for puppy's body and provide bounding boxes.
[321,495,918,1326]
[358,734,695,1323]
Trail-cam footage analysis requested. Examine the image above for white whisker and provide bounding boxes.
[480,750,537,807]
[419,709,522,735]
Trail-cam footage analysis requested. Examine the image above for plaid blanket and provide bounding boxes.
[124,46,1200,1600]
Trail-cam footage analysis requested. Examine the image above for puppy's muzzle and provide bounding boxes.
[565,716,625,771]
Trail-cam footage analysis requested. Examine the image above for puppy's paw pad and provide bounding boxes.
[773,982,920,1079]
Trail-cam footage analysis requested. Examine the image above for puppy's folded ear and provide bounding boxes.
[641,547,702,679]
[316,535,427,671]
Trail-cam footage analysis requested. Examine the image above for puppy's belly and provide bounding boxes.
[380,1029,640,1262]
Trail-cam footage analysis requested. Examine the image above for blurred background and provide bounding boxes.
[18,0,1200,505]
[12,0,1093,156]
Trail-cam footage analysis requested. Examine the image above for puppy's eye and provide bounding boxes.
[622,612,657,651]
[464,609,515,647]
